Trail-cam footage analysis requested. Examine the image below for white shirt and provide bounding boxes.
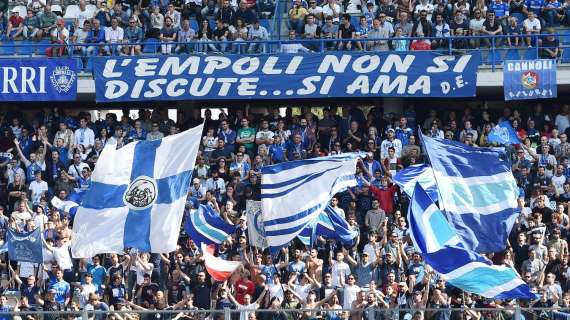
[342,284,361,309]
[76,9,94,28]
[330,260,350,287]
[105,26,124,43]
[523,18,541,32]
[322,3,341,22]
[74,127,95,149]
[67,162,90,180]
[555,114,570,133]
[380,138,403,159]
[53,242,73,270]
[29,180,48,205]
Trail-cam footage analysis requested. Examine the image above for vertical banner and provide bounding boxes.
[0,58,77,101]
[246,200,267,249]
[7,228,43,263]
[504,59,557,100]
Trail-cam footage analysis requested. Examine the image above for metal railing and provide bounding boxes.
[0,34,566,71]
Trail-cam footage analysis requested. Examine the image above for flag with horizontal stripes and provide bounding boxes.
[185,204,236,247]
[393,164,438,200]
[421,134,519,253]
[409,183,536,299]
[51,190,84,219]
[261,153,363,250]
[298,205,358,247]
[202,243,241,281]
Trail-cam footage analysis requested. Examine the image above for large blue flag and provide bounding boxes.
[185,204,237,247]
[488,121,521,145]
[421,134,519,253]
[7,228,43,263]
[298,205,358,247]
[393,164,438,200]
[261,153,363,250]
[71,124,203,258]
[409,183,536,299]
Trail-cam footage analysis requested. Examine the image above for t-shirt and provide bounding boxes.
[237,127,256,150]
[330,261,350,287]
[339,23,355,39]
[29,180,48,205]
[52,242,73,271]
[49,280,71,304]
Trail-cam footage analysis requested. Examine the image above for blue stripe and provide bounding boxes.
[260,165,342,198]
[81,182,127,209]
[184,205,236,246]
[441,180,517,209]
[124,139,162,251]
[155,171,193,204]
[261,153,363,175]
[261,165,341,190]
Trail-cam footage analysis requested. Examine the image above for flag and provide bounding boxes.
[488,121,521,145]
[246,200,267,249]
[7,228,43,263]
[393,164,438,200]
[185,204,236,247]
[51,190,84,219]
[261,153,363,250]
[71,124,203,258]
[421,134,518,253]
[201,243,241,281]
[298,205,358,247]
[408,183,536,299]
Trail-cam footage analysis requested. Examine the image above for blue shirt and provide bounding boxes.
[395,127,413,146]
[489,2,509,17]
[269,143,286,163]
[526,0,544,14]
[88,264,107,290]
[49,280,70,305]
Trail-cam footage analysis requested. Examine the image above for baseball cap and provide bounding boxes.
[387,128,395,133]
[57,19,65,25]
[398,282,406,286]
[192,178,200,184]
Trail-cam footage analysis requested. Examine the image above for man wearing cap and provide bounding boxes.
[380,128,402,159]
[346,250,380,288]
[7,9,24,40]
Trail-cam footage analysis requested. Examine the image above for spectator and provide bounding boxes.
[321,15,339,50]
[540,28,560,58]
[506,16,521,47]
[391,26,409,50]
[337,13,356,50]
[523,11,541,46]
[307,0,323,24]
[482,11,504,47]
[176,20,196,54]
[247,19,269,53]
[122,17,144,55]
[367,18,390,51]
[197,19,216,53]
[149,6,165,39]
[23,9,39,40]
[415,0,434,21]
[165,3,182,29]
[542,0,563,27]
[182,0,205,23]
[377,0,397,22]
[235,0,257,25]
[289,0,308,35]
[160,16,177,54]
[212,18,230,53]
[432,13,450,49]
[86,18,106,56]
[37,5,57,40]
[217,0,236,26]
[489,0,510,28]
[394,11,413,36]
[93,1,111,27]
[7,9,24,40]
[72,20,91,56]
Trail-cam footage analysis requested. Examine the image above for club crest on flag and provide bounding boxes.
[521,71,538,89]
[123,175,158,210]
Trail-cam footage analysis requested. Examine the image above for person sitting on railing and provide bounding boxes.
[337,13,355,50]
[212,18,230,53]
[85,18,106,56]
[506,16,521,47]
[523,11,541,46]
[105,17,124,55]
[355,16,369,51]
[72,20,91,56]
[302,13,321,51]
[6,9,24,40]
[247,19,269,53]
[175,19,196,54]
[160,16,178,54]
[540,28,560,58]
[431,13,450,49]
[48,19,69,57]
[36,5,57,40]
[366,17,389,51]
[469,8,485,48]
[482,11,504,47]
[122,17,144,55]
[321,15,338,50]
[289,0,309,35]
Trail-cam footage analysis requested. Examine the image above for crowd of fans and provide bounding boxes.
[0,0,568,56]
[0,104,569,320]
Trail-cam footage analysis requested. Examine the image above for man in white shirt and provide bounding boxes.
[29,172,48,206]
[75,0,94,30]
[330,251,350,288]
[380,128,402,159]
[105,17,124,55]
[322,0,341,23]
[74,117,95,156]
[67,153,90,180]
[523,11,541,46]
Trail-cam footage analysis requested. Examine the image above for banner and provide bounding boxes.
[7,228,43,263]
[504,59,557,100]
[93,52,479,102]
[0,58,77,101]
[246,200,267,249]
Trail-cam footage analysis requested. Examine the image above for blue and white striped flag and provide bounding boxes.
[298,205,358,246]
[421,134,518,253]
[185,204,236,247]
[261,153,363,249]
[51,190,84,219]
[409,183,536,299]
[393,164,438,200]
[71,124,203,258]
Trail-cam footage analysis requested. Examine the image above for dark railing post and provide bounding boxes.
[448,35,453,55]
[491,36,496,72]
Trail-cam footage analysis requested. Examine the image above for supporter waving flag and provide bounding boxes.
[421,134,519,253]
[202,243,241,281]
[261,153,363,251]
[408,183,536,299]
[298,205,358,247]
[184,203,236,247]
[71,124,203,258]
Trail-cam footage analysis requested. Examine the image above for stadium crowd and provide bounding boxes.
[0,105,568,320]
[0,0,568,56]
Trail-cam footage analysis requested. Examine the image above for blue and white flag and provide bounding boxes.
[51,190,84,219]
[409,183,536,299]
[488,121,522,145]
[7,228,43,263]
[185,204,236,247]
[246,200,267,249]
[71,124,203,258]
[261,153,363,249]
[421,134,518,253]
[393,164,438,200]
[298,205,358,247]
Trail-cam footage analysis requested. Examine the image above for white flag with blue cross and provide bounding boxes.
[71,124,204,258]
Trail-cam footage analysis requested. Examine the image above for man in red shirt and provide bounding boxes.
[365,177,397,215]
[234,269,255,304]
[7,9,24,40]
